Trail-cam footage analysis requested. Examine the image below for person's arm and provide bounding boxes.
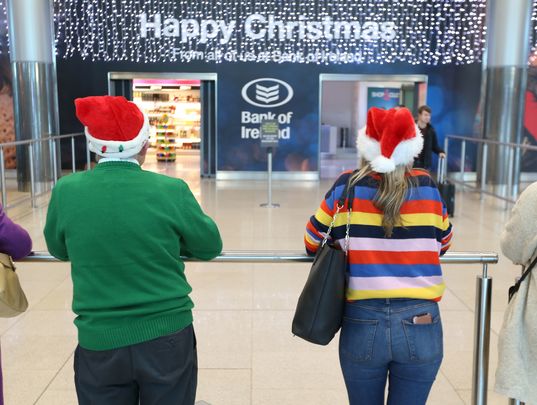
[177,180,222,261]
[439,208,453,257]
[305,173,348,256]
[431,127,446,157]
[0,206,32,260]
[500,182,537,265]
[431,178,453,256]
[43,186,69,261]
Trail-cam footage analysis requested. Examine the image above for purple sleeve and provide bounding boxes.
[0,206,33,260]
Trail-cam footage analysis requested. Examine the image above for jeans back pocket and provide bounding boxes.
[339,318,378,362]
[401,316,443,362]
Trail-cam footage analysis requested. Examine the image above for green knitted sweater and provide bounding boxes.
[44,161,222,350]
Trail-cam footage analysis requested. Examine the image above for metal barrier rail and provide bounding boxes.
[23,250,499,264]
[19,250,498,405]
[445,135,537,204]
[0,132,86,210]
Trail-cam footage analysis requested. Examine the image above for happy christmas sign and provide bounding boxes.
[49,0,496,65]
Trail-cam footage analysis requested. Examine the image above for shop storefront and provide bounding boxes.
[2,0,536,179]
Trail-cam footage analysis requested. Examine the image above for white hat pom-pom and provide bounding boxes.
[357,127,381,163]
[370,156,396,173]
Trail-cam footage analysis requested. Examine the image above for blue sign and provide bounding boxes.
[367,87,401,110]
[218,66,319,172]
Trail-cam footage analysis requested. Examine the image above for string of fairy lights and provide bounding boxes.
[0,0,536,65]
[532,1,537,61]
[53,0,491,65]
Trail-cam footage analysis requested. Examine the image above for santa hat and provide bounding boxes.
[357,107,423,173]
[75,96,150,158]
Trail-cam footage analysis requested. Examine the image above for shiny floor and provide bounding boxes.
[3,152,522,404]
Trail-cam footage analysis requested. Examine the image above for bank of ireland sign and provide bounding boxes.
[241,78,294,140]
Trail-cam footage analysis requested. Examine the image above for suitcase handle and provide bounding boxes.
[437,155,447,184]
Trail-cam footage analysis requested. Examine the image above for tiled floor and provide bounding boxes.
[3,153,524,404]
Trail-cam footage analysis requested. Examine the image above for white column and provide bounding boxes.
[480,0,533,196]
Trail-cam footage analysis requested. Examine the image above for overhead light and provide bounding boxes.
[180,86,191,90]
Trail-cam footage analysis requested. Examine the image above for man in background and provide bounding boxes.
[414,105,446,170]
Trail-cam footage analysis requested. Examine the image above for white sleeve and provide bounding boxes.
[500,182,537,266]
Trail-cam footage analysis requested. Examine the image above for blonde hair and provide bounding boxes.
[350,164,417,238]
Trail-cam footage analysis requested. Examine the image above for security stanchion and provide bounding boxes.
[260,147,279,208]
[472,263,492,405]
[259,118,280,208]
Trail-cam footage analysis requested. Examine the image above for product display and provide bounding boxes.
[133,82,201,163]
[151,108,177,162]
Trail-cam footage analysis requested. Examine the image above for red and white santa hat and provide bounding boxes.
[75,96,150,158]
[357,107,423,173]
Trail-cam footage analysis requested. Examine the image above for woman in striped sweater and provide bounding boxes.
[305,107,453,405]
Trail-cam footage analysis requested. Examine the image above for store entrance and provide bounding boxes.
[319,74,428,179]
[108,73,217,179]
[133,79,201,179]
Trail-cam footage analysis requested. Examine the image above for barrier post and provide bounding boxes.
[71,136,76,173]
[51,138,58,185]
[507,146,514,196]
[480,143,488,200]
[472,263,492,405]
[28,143,36,208]
[259,119,280,208]
[460,140,466,183]
[260,147,279,208]
[511,146,520,201]
[86,141,91,171]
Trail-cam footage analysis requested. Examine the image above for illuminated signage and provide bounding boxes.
[44,0,505,65]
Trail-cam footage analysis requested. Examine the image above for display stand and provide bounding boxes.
[259,119,280,208]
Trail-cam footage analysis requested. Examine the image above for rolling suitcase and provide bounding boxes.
[437,155,455,217]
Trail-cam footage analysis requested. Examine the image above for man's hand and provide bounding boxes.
[439,152,446,159]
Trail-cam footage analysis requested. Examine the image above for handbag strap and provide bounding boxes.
[322,171,357,251]
[509,254,537,301]
[518,255,537,285]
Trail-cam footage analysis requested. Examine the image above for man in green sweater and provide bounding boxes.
[44,96,222,405]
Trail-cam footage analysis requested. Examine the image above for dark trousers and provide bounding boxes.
[74,324,197,405]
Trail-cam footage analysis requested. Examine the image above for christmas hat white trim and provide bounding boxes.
[389,124,424,167]
[357,126,380,163]
[86,114,150,158]
[357,124,424,173]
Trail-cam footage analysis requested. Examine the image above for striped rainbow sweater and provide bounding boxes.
[305,169,453,301]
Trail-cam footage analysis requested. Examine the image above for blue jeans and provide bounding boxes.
[339,299,443,405]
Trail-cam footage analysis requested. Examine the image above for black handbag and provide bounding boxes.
[508,255,537,302]
[292,175,354,345]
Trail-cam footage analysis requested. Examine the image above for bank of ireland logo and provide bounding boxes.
[241,78,294,108]
[256,84,279,104]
